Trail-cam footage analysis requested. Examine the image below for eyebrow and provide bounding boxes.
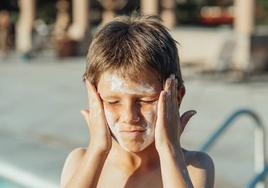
[101,92,160,99]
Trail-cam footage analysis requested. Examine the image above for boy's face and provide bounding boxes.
[97,70,162,153]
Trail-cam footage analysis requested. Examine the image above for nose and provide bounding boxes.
[122,101,140,124]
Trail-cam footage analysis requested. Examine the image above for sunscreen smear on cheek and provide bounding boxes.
[103,109,131,152]
[140,105,157,149]
[103,108,119,133]
[143,104,157,125]
[103,109,128,150]
[104,108,155,152]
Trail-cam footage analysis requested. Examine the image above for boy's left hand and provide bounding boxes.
[154,75,196,152]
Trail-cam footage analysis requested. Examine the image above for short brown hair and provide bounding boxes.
[83,14,183,85]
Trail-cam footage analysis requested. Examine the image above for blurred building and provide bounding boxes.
[0,0,268,72]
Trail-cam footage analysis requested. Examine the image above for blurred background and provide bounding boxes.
[0,0,268,187]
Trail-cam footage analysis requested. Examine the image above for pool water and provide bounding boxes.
[0,177,25,188]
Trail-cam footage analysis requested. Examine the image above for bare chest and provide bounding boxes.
[97,167,163,188]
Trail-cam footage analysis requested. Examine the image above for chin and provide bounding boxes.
[120,142,154,153]
[124,147,145,153]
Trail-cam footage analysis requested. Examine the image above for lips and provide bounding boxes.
[119,129,147,137]
[120,129,146,133]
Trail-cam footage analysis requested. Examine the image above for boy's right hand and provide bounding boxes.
[80,80,112,154]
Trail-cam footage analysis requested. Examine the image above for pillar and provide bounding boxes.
[98,0,128,25]
[140,0,158,15]
[16,0,35,54]
[233,0,255,69]
[67,0,89,41]
[160,0,176,29]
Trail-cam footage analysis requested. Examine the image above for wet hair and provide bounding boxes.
[83,14,183,85]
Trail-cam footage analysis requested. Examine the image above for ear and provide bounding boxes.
[177,83,185,107]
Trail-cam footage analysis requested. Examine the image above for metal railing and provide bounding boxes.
[247,165,268,188]
[199,109,266,188]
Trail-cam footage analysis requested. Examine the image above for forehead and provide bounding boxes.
[97,70,162,96]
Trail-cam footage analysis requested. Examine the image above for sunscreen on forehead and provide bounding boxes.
[110,75,156,94]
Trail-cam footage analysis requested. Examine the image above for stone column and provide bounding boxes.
[99,0,116,24]
[234,0,255,34]
[98,0,128,25]
[233,0,255,69]
[140,0,158,15]
[160,0,176,28]
[16,0,35,54]
[67,0,89,41]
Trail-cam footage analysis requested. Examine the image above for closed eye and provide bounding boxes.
[139,99,158,104]
[107,101,119,105]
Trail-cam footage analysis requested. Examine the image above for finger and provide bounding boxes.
[180,110,196,133]
[85,79,94,106]
[163,75,173,117]
[80,109,90,128]
[164,75,176,108]
[85,80,103,110]
[157,91,167,127]
[164,76,172,92]
[171,77,178,107]
[85,80,108,127]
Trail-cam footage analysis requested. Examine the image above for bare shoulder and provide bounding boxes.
[60,147,87,187]
[183,148,215,188]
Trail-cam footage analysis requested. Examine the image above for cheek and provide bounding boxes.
[103,107,117,126]
[142,104,157,124]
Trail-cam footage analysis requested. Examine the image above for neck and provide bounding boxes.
[109,139,160,172]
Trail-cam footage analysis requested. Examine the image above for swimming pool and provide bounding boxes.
[0,177,25,188]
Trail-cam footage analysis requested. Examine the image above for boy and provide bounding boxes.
[60,15,214,188]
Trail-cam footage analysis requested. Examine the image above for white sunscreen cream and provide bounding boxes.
[111,75,156,94]
[103,75,158,152]
[104,108,156,152]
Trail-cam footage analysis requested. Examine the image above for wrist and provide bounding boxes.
[87,144,111,157]
[157,142,182,156]
[158,144,186,165]
[158,145,193,188]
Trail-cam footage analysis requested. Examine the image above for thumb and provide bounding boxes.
[80,109,90,128]
[180,110,196,133]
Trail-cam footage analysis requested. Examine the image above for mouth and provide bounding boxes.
[120,129,146,136]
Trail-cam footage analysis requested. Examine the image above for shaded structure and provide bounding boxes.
[1,0,266,71]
